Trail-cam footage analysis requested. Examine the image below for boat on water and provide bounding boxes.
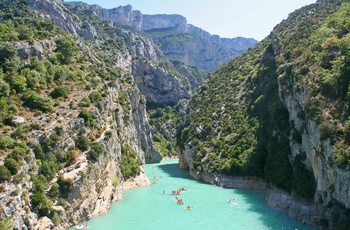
[177,199,184,205]
[172,190,181,195]
[186,205,192,210]
[75,223,89,229]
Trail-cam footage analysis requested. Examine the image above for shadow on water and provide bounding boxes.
[229,187,318,230]
[157,163,192,179]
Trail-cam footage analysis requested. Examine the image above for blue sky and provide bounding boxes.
[65,0,316,41]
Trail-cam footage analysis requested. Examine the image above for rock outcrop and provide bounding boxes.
[28,0,97,40]
[265,186,318,225]
[65,2,258,73]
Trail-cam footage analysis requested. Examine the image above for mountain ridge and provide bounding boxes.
[65,1,258,72]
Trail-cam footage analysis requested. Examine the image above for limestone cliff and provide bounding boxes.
[65,2,258,73]
[0,0,182,228]
[0,39,160,228]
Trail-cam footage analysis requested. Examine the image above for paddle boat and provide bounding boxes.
[75,223,89,229]
[178,187,187,191]
[171,190,181,195]
[186,205,192,210]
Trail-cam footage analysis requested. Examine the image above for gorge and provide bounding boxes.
[0,0,349,229]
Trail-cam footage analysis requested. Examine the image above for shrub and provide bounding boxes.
[0,136,15,149]
[49,86,70,99]
[89,91,102,103]
[0,217,13,230]
[0,166,11,181]
[78,96,91,107]
[55,150,67,164]
[31,191,52,216]
[31,191,45,205]
[57,175,73,197]
[52,212,61,226]
[40,161,57,181]
[33,174,49,192]
[49,182,59,197]
[78,110,91,124]
[76,136,90,151]
[319,121,335,140]
[120,145,141,178]
[4,157,19,175]
[66,149,78,165]
[33,144,44,160]
[87,142,107,162]
[55,35,78,64]
[8,146,27,161]
[113,177,121,186]
[22,91,54,112]
[0,80,10,97]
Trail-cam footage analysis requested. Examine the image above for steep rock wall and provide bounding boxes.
[65,2,257,73]
[0,35,161,229]
[281,75,350,210]
[29,0,97,40]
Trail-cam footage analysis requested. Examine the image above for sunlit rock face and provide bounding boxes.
[67,3,257,73]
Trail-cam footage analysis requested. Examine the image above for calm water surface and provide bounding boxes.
[73,159,318,230]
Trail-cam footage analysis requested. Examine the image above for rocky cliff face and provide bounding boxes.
[0,0,187,228]
[66,2,258,73]
[278,59,350,219]
[112,29,193,105]
[28,0,97,40]
[0,38,161,228]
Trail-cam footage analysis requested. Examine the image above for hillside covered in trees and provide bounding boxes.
[178,0,350,228]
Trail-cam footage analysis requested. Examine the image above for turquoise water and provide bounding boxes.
[74,159,318,230]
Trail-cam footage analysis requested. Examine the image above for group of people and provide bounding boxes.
[175,197,184,204]
[163,187,192,210]
[171,190,181,195]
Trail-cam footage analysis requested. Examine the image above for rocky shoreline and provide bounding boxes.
[178,152,320,226]
[122,167,152,191]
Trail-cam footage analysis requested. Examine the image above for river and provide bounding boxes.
[72,159,318,230]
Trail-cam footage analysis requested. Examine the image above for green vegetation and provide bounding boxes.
[0,165,11,181]
[120,144,141,178]
[147,104,186,157]
[55,35,79,64]
[50,86,70,99]
[0,0,146,224]
[177,1,350,203]
[87,142,107,162]
[76,136,90,151]
[0,218,13,230]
